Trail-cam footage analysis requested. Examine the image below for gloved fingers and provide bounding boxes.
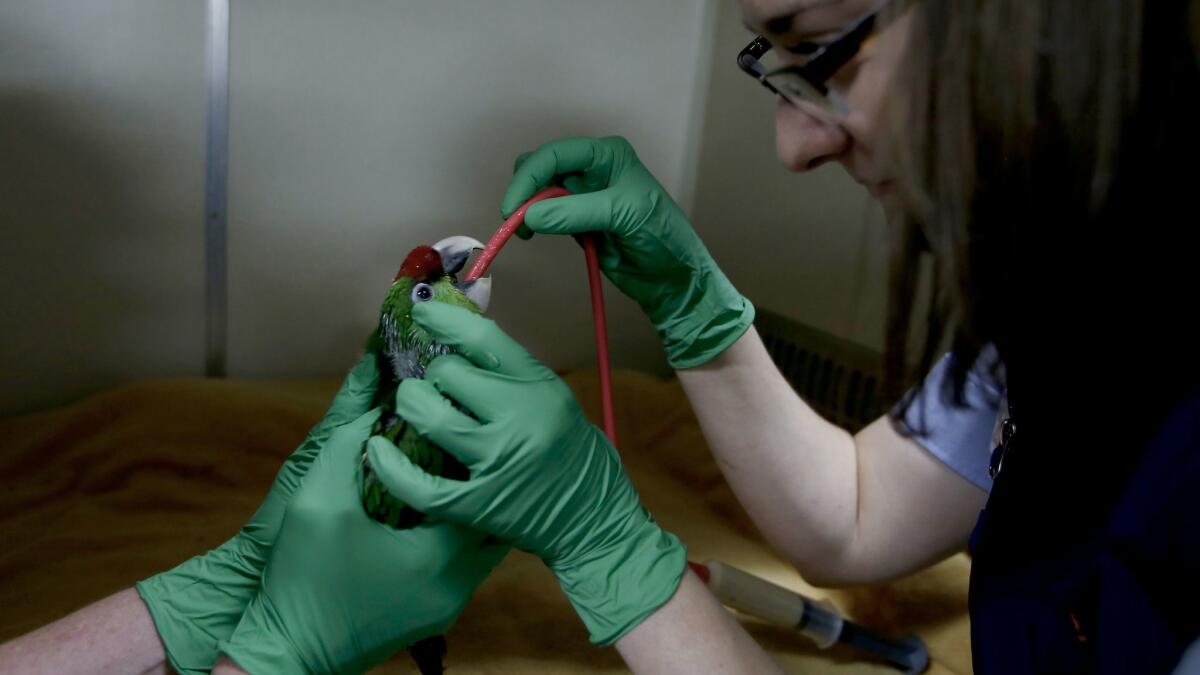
[325,407,382,465]
[516,173,590,242]
[290,407,382,510]
[392,379,492,465]
[347,406,384,436]
[411,303,550,379]
[366,436,461,518]
[512,150,534,174]
[267,355,380,505]
[524,190,620,236]
[513,151,591,240]
[561,174,587,194]
[312,353,381,436]
[501,137,603,217]
[421,354,512,423]
[594,232,626,271]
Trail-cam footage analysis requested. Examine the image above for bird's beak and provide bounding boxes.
[458,276,491,313]
[432,235,486,276]
[435,235,491,312]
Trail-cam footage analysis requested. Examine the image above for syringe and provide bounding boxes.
[689,560,929,674]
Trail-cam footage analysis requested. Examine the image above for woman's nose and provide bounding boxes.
[775,101,850,172]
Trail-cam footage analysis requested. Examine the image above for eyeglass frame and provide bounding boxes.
[737,0,893,120]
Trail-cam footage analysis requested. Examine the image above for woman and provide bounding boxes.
[891,1,1200,671]
[4,1,1195,672]
[364,0,1199,672]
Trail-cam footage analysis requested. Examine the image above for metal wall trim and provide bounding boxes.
[204,0,230,377]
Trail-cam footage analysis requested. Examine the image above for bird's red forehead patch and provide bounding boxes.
[396,245,444,282]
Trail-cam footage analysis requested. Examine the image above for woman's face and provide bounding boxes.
[739,0,912,206]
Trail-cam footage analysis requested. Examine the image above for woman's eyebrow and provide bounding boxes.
[744,0,849,39]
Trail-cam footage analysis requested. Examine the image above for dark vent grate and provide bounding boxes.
[754,308,885,433]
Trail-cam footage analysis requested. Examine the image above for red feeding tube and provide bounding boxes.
[474,190,721,621]
[466,187,618,447]
[466,187,571,283]
[578,233,616,447]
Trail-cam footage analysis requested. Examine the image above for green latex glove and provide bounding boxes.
[502,135,755,369]
[218,407,508,674]
[135,355,379,674]
[366,302,687,645]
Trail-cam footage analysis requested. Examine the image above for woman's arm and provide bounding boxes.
[616,569,784,674]
[212,572,782,675]
[213,571,784,675]
[677,326,988,586]
[0,587,168,675]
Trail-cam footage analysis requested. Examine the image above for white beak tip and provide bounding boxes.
[464,276,491,313]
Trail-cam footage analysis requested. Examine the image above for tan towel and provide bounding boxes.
[0,371,973,673]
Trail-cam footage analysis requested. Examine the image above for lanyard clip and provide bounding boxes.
[989,416,1016,479]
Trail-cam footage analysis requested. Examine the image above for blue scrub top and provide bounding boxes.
[894,345,1005,493]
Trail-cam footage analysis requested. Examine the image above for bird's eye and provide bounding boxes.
[411,283,435,303]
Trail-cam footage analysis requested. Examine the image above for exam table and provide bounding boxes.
[0,369,973,673]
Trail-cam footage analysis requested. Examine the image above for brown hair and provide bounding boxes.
[885,0,1200,450]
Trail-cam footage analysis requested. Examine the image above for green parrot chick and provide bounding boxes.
[361,235,491,529]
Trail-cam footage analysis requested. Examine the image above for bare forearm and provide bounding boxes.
[616,569,783,674]
[214,656,248,674]
[676,326,861,580]
[677,327,987,585]
[214,576,777,675]
[0,587,168,675]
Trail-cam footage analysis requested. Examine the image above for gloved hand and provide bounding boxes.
[366,302,687,645]
[503,135,755,368]
[218,407,508,674]
[135,355,378,674]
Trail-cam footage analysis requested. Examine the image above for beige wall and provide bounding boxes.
[1,0,890,417]
[689,1,890,352]
[1,1,207,416]
[1,1,719,415]
[223,0,718,380]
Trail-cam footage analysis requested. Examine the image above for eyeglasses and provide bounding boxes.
[737,1,891,123]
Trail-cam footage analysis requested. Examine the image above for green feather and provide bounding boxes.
[361,270,482,529]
